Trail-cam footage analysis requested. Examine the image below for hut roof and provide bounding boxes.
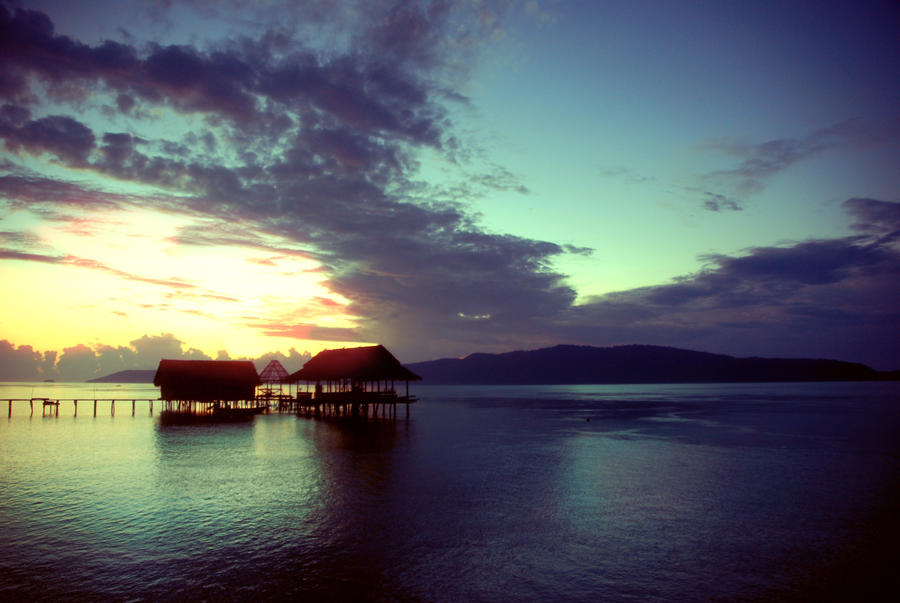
[259,359,289,383]
[153,360,261,388]
[287,345,422,383]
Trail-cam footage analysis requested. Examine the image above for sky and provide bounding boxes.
[1,0,899,380]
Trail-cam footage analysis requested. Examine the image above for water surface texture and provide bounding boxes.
[2,382,898,601]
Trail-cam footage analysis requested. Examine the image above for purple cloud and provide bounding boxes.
[256,323,362,342]
[1,113,95,164]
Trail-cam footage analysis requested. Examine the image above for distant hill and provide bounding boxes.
[87,369,157,383]
[406,344,896,384]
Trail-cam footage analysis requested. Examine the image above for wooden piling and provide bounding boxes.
[93,400,97,417]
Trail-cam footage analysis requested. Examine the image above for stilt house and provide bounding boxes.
[154,359,261,402]
[287,345,421,399]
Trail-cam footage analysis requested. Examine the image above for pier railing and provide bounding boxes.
[4,398,160,418]
[5,391,419,420]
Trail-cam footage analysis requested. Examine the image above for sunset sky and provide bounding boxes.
[1,0,899,376]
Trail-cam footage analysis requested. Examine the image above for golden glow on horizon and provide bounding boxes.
[1,207,369,357]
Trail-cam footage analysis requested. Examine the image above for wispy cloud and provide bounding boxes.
[255,322,362,342]
[702,192,743,212]
[698,118,900,194]
[597,165,654,184]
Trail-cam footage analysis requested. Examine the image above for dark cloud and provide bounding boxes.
[0,248,62,263]
[843,197,900,241]
[0,5,139,101]
[562,211,900,369]
[0,113,95,164]
[116,93,135,113]
[0,1,570,360]
[702,192,742,212]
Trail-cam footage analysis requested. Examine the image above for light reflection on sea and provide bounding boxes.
[1,381,898,601]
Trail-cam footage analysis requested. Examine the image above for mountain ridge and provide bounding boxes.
[405,344,897,384]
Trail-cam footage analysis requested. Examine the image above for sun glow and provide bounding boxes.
[1,206,363,357]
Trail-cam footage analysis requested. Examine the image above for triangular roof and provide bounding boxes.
[287,345,422,382]
[259,359,289,383]
[153,359,261,387]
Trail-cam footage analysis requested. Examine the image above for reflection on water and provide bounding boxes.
[1,382,898,600]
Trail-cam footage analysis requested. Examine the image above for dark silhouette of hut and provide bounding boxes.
[259,359,289,384]
[154,359,261,403]
[257,359,291,408]
[286,345,421,418]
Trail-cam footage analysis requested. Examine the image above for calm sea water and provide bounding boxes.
[1,381,898,601]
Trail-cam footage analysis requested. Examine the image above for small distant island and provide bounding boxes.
[405,344,900,385]
[87,369,157,383]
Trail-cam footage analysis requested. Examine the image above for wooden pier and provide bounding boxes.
[4,398,158,418]
[3,395,415,421]
[294,391,417,420]
[5,345,422,423]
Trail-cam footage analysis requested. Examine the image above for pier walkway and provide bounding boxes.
[4,398,160,418]
[4,394,417,420]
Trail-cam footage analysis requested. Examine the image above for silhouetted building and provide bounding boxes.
[285,345,421,419]
[259,359,289,384]
[287,345,421,389]
[153,359,261,402]
[258,359,291,408]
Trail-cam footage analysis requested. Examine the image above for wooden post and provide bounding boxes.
[74,399,78,417]
[30,399,33,416]
[150,400,153,416]
[8,400,11,418]
[111,400,115,416]
[93,400,97,417]
[132,400,136,416]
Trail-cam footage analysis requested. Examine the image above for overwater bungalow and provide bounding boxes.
[153,359,264,421]
[286,345,422,419]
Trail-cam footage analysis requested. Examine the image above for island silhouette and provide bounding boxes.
[88,344,898,384]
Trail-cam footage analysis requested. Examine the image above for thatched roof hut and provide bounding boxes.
[259,359,289,384]
[154,359,260,402]
[287,345,421,384]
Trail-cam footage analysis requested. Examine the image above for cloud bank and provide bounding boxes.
[1,2,898,370]
[0,334,311,381]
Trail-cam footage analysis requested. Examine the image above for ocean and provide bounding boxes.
[1,381,898,601]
